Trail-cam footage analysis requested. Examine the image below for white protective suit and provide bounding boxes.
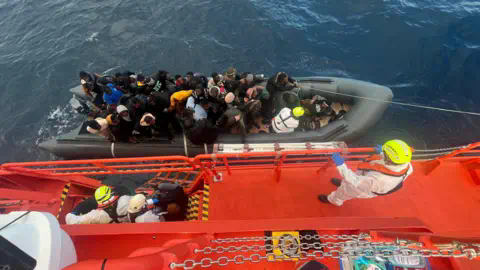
[271,107,299,133]
[66,195,164,224]
[66,195,132,224]
[327,157,413,206]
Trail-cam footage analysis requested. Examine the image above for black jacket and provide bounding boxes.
[266,73,296,95]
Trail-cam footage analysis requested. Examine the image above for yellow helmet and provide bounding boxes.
[382,140,412,164]
[94,186,112,204]
[292,107,305,118]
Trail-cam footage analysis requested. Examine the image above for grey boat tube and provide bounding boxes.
[41,77,392,159]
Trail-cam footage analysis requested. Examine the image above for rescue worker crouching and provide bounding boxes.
[271,106,304,133]
[127,194,165,223]
[66,185,132,224]
[318,140,414,206]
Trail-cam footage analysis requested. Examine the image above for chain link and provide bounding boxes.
[171,238,480,269]
[210,233,370,244]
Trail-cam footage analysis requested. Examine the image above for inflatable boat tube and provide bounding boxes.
[40,77,392,159]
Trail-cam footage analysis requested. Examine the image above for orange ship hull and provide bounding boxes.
[2,143,480,269]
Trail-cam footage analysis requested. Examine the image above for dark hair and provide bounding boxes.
[131,97,141,104]
[277,73,287,83]
[79,71,88,78]
[144,116,154,124]
[175,74,182,80]
[87,120,102,130]
[111,113,119,122]
[211,72,219,78]
[195,84,204,90]
[186,71,194,76]
[136,74,145,82]
[97,77,109,86]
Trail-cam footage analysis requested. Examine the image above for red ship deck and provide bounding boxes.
[207,161,480,236]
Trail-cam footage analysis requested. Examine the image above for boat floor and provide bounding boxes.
[207,161,480,237]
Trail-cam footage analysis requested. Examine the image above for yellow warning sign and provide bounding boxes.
[268,231,300,261]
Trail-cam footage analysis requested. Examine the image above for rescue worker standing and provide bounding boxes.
[66,186,131,224]
[271,107,304,133]
[318,140,413,206]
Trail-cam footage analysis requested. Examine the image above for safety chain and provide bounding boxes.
[210,233,370,244]
[170,239,479,269]
[195,239,422,254]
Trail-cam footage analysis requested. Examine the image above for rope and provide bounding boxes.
[0,211,30,232]
[414,146,467,152]
[412,151,453,157]
[308,86,480,116]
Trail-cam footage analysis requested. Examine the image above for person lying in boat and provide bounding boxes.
[66,186,165,224]
[271,106,304,133]
[300,95,346,131]
[86,118,116,141]
[150,183,189,221]
[318,140,413,206]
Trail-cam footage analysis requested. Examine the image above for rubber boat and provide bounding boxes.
[38,77,392,159]
[2,142,480,269]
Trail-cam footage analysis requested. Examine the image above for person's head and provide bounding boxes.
[116,105,130,120]
[292,107,305,118]
[95,186,119,209]
[136,74,146,86]
[104,84,113,95]
[381,140,412,165]
[209,86,220,99]
[107,114,120,125]
[145,77,155,86]
[140,113,155,126]
[225,67,237,80]
[277,72,288,84]
[131,97,142,108]
[127,194,147,214]
[186,72,194,81]
[195,84,204,96]
[86,120,102,134]
[246,74,254,84]
[212,72,220,83]
[225,92,235,105]
[79,71,89,80]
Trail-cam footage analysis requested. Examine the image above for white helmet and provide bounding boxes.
[128,194,147,213]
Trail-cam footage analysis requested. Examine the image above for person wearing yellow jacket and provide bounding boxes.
[318,140,413,206]
[168,90,193,112]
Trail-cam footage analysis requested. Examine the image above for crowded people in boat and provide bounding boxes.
[317,140,413,206]
[82,67,347,145]
[66,183,188,224]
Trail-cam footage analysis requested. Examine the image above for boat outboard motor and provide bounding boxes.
[70,95,90,115]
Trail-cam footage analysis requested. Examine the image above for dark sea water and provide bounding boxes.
[1,0,480,162]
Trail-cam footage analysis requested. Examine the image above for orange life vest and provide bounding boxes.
[357,155,411,196]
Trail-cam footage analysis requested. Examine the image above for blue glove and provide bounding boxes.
[374,144,383,154]
[331,153,344,166]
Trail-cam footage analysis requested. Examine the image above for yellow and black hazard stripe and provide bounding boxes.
[185,194,200,221]
[56,183,71,219]
[202,184,210,221]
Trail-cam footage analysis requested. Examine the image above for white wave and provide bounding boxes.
[86,32,99,42]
